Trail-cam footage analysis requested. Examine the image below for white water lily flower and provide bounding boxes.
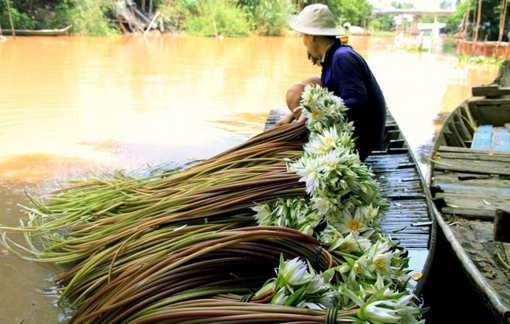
[297,301,323,310]
[251,204,272,224]
[280,257,312,287]
[294,158,322,194]
[332,232,372,254]
[398,305,425,324]
[318,126,340,150]
[353,254,376,280]
[272,288,289,305]
[312,197,333,215]
[373,250,394,275]
[254,280,275,298]
[307,275,326,294]
[362,300,402,323]
[337,208,367,234]
[319,290,340,309]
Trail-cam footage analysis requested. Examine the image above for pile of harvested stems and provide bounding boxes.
[2,122,307,263]
[1,86,426,324]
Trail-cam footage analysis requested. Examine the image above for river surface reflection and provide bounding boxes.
[0,34,499,323]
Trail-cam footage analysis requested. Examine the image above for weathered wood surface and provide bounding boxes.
[433,158,510,176]
[493,127,510,151]
[472,125,493,150]
[450,221,510,308]
[494,209,510,243]
[472,84,510,97]
[469,99,510,127]
[433,172,510,188]
[436,152,510,162]
[438,145,510,155]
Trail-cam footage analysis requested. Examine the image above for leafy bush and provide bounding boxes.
[181,0,250,37]
[239,0,295,36]
[0,2,36,29]
[66,0,119,36]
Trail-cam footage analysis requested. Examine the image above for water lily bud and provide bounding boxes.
[360,300,402,323]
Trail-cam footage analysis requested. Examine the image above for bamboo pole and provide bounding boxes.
[463,0,471,41]
[0,20,5,42]
[472,0,482,51]
[209,0,218,37]
[143,11,159,39]
[498,0,508,43]
[5,0,15,40]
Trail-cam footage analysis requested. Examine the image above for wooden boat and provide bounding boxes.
[1,25,72,36]
[429,61,510,323]
[265,108,437,296]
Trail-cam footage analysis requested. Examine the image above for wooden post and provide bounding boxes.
[142,0,146,13]
[494,209,510,243]
[473,0,482,49]
[464,0,471,41]
[5,0,16,40]
[149,0,153,15]
[498,0,508,44]
[129,2,140,32]
[209,0,218,37]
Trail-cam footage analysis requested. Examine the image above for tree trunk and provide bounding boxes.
[142,0,146,13]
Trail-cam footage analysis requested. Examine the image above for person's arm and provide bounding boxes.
[331,51,369,117]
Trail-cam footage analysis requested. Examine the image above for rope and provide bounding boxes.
[325,307,338,324]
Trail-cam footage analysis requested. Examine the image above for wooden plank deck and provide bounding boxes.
[432,144,510,218]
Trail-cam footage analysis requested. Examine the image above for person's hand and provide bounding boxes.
[293,107,303,121]
[276,112,295,127]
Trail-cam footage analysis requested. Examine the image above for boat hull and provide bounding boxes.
[429,62,510,323]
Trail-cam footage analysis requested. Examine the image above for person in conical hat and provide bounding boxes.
[277,3,386,161]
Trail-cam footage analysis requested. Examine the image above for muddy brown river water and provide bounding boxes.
[0,34,500,323]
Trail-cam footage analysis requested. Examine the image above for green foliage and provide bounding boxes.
[0,0,118,35]
[458,54,504,65]
[181,0,250,37]
[446,0,510,41]
[65,0,119,36]
[0,1,36,29]
[369,15,394,31]
[238,0,295,36]
[327,0,372,26]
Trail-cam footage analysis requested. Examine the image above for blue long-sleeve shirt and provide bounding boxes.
[321,40,386,160]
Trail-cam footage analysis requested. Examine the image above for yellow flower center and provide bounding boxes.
[325,137,334,145]
[374,258,388,272]
[349,220,362,232]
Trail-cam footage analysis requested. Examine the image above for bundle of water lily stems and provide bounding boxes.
[1,85,427,324]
